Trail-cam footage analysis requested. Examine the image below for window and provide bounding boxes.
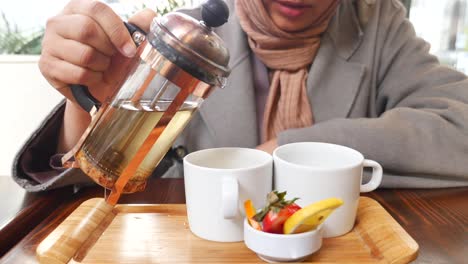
[408,0,468,74]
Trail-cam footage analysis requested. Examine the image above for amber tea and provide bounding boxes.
[76,99,196,193]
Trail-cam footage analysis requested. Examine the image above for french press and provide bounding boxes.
[62,0,231,202]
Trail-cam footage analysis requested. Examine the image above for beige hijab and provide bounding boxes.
[235,0,340,141]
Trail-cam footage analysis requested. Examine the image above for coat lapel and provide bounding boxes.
[307,0,366,122]
[307,37,366,122]
[198,1,258,147]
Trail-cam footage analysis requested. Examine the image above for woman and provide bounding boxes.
[13,0,468,191]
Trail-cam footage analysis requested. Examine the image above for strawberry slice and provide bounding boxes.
[253,191,301,234]
[262,203,301,234]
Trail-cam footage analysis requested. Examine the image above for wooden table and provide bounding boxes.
[0,176,467,263]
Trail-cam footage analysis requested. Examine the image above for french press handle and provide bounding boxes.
[70,22,146,113]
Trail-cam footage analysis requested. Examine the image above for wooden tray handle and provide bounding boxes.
[36,199,114,264]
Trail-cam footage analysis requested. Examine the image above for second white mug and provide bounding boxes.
[273,142,383,238]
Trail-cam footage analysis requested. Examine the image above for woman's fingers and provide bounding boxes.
[39,54,103,90]
[62,0,136,57]
[46,14,115,56]
[45,36,111,72]
[39,0,158,104]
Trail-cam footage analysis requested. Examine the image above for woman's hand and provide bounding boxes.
[40,0,157,153]
[39,0,156,104]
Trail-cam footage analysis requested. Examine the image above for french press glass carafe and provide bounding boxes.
[62,0,231,196]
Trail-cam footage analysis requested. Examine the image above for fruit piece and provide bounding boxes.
[244,200,262,230]
[249,219,262,231]
[253,191,301,234]
[262,203,301,234]
[283,197,344,234]
[244,200,256,218]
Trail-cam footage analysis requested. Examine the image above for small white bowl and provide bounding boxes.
[243,219,323,263]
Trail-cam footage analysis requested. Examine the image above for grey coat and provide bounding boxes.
[13,0,468,191]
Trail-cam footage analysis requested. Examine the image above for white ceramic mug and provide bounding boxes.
[273,142,383,238]
[183,148,273,242]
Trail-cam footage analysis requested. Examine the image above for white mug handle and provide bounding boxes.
[361,159,383,193]
[222,177,239,219]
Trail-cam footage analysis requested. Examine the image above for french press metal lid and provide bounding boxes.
[148,1,230,86]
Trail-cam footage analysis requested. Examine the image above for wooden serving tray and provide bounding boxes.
[37,197,418,263]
